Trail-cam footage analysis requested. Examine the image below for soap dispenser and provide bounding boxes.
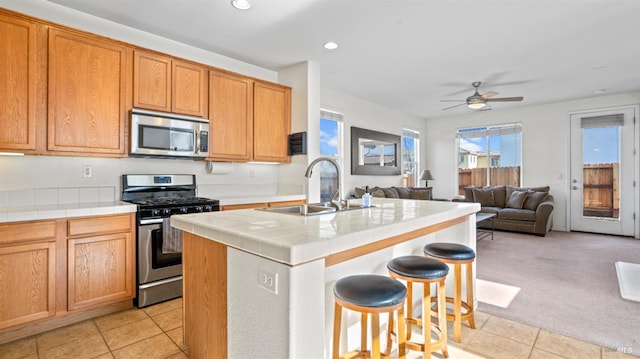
[362,186,372,208]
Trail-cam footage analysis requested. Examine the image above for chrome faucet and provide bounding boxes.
[304,157,343,210]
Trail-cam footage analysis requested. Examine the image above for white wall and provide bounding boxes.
[424,92,640,231]
[320,88,427,197]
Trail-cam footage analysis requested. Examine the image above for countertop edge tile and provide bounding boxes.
[171,198,480,266]
[0,202,137,223]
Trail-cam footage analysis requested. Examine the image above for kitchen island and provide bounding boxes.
[171,198,480,358]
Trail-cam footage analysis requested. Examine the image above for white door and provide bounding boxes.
[569,106,636,236]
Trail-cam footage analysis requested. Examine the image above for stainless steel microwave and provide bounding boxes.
[130,109,209,159]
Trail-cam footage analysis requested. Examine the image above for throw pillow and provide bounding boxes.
[392,186,412,199]
[354,187,366,198]
[371,188,386,198]
[410,188,431,200]
[489,185,507,207]
[463,186,475,202]
[523,191,548,210]
[382,187,400,198]
[506,190,528,209]
[472,188,495,206]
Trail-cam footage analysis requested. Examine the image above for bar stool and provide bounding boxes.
[333,274,407,359]
[423,243,476,342]
[387,255,449,359]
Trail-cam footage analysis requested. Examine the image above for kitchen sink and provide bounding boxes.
[257,203,375,216]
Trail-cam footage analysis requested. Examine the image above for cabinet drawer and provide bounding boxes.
[0,221,57,245]
[67,214,133,237]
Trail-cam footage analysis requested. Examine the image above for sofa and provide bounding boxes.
[353,186,433,200]
[455,185,555,236]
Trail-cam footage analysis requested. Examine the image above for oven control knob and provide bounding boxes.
[203,205,213,212]
[179,207,188,214]
[151,209,161,217]
[162,208,172,216]
[194,206,204,212]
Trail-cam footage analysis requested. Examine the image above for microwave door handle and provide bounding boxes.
[195,129,200,154]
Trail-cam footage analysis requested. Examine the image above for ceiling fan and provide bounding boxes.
[441,81,523,111]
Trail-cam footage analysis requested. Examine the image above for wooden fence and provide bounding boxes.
[458,163,618,217]
[458,166,521,195]
[583,163,618,217]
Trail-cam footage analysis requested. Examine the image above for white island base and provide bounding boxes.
[173,198,480,358]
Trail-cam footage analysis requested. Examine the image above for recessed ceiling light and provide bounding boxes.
[323,42,338,50]
[231,0,251,10]
[594,89,606,94]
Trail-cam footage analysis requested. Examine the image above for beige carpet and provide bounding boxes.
[476,230,640,356]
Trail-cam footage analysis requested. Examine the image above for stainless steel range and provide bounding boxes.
[122,174,219,308]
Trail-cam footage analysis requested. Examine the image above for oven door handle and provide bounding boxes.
[140,218,164,225]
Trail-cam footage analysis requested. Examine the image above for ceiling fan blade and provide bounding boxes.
[486,96,524,102]
[481,91,498,99]
[440,99,466,102]
[442,103,468,111]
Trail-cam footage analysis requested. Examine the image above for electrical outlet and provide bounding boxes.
[82,166,92,178]
[258,268,278,294]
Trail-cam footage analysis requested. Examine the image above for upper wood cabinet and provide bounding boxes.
[0,14,41,152]
[134,50,208,117]
[47,28,132,156]
[208,71,291,163]
[253,81,291,163]
[208,69,253,161]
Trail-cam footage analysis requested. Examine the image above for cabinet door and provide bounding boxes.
[0,14,39,152]
[253,81,291,162]
[133,50,171,112]
[67,232,133,311]
[172,60,208,117]
[208,70,253,161]
[0,220,57,330]
[48,28,131,156]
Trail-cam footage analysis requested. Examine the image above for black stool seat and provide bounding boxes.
[387,256,449,279]
[424,243,475,261]
[334,274,407,308]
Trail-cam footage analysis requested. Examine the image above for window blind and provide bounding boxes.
[456,124,522,138]
[403,128,420,139]
[320,109,344,121]
[581,114,624,129]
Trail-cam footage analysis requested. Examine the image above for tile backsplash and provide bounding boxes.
[0,186,116,208]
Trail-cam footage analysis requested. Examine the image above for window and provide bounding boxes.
[402,128,420,187]
[319,110,343,203]
[456,124,521,195]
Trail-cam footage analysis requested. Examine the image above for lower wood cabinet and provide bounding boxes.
[0,214,135,342]
[67,215,134,311]
[0,222,57,330]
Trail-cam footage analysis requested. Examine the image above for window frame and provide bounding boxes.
[455,123,522,193]
[319,109,344,203]
[402,128,420,187]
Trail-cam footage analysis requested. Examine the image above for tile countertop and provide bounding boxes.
[0,201,137,223]
[171,198,480,266]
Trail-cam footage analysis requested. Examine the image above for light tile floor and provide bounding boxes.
[0,298,636,359]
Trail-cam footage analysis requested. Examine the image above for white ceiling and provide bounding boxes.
[47,0,640,119]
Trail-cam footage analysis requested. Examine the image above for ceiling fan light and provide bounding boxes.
[231,0,251,10]
[468,102,486,110]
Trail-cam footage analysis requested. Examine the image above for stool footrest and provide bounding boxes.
[430,297,476,323]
